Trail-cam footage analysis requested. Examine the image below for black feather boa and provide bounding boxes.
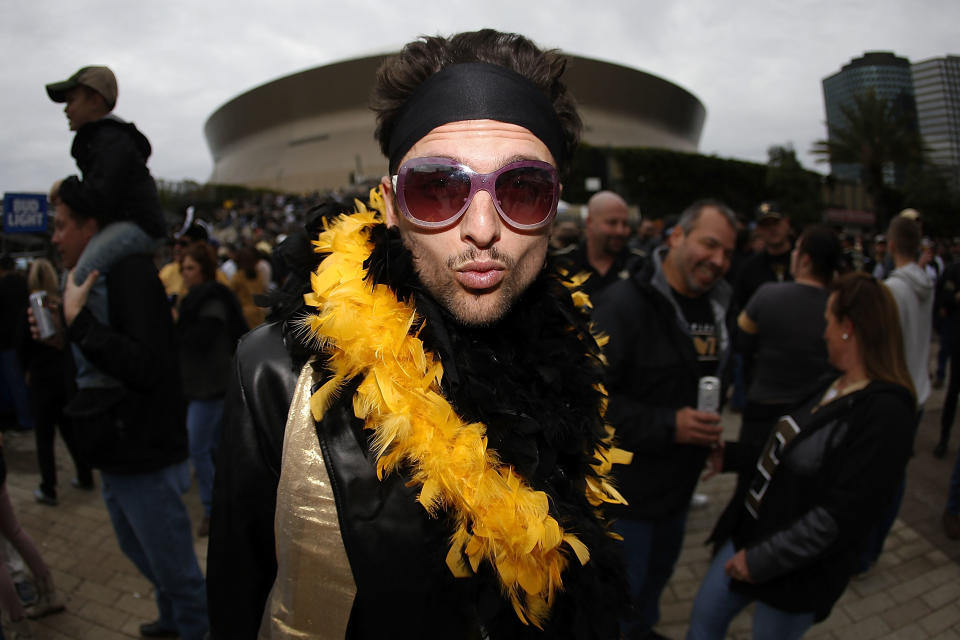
[275,217,626,638]
[363,224,627,639]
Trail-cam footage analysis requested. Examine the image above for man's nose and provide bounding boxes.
[460,188,502,249]
[709,249,726,269]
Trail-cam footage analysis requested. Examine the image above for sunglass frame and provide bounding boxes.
[391,156,560,230]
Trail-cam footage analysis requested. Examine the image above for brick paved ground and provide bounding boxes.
[2,381,959,638]
[2,437,207,639]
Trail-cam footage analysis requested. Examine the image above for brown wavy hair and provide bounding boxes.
[181,241,218,284]
[371,29,581,173]
[829,272,915,401]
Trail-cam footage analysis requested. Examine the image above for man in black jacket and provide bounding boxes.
[45,187,208,640]
[732,203,793,313]
[208,29,628,640]
[552,190,644,298]
[593,199,737,640]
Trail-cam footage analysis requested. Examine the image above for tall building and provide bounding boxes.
[821,51,917,183]
[912,55,960,190]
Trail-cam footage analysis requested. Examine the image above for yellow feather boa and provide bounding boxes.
[299,188,630,627]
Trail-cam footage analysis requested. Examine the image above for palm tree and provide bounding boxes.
[812,89,925,226]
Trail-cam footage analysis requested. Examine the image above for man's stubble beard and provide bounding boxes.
[669,246,718,298]
[405,237,542,328]
[604,236,626,257]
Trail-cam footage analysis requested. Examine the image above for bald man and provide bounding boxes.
[553,190,644,298]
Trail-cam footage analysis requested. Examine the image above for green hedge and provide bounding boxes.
[565,145,823,225]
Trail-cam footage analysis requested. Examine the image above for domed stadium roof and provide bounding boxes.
[204,53,705,193]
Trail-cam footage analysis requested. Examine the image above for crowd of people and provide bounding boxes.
[0,224,278,638]
[552,191,959,637]
[0,27,959,640]
[0,64,272,640]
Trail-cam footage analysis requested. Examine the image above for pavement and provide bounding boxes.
[1,379,959,639]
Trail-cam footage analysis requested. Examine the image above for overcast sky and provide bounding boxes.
[2,0,957,194]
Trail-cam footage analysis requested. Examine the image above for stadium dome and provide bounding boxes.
[204,53,705,193]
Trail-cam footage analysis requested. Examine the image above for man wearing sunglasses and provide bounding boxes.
[208,29,628,640]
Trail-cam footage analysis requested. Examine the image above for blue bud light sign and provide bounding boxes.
[3,193,48,233]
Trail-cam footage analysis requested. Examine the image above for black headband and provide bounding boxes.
[386,62,567,173]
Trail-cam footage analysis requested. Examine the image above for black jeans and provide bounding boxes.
[30,380,92,497]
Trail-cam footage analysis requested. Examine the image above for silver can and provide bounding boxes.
[29,291,57,340]
[697,376,721,414]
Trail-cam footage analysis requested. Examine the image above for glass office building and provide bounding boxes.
[822,52,917,183]
[912,55,960,190]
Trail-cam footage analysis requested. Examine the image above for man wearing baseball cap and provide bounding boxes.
[733,203,793,312]
[46,66,118,113]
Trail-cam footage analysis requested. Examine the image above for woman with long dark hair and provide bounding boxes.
[687,272,916,639]
[176,242,247,536]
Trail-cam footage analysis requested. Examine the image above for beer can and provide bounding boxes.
[697,376,721,414]
[29,291,57,340]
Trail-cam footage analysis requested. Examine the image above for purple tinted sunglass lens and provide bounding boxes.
[397,158,558,228]
[494,166,557,226]
[401,164,472,224]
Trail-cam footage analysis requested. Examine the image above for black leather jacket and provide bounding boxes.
[208,324,486,639]
[209,314,627,639]
[207,323,292,639]
[209,222,626,640]
[710,378,914,621]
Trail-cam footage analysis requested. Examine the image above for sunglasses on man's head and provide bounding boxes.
[391,157,560,230]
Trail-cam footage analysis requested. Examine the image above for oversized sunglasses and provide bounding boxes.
[391,157,560,230]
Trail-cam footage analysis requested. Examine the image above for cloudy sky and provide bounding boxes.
[2,0,957,193]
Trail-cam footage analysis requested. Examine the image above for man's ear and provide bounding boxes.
[667,225,684,248]
[381,175,399,228]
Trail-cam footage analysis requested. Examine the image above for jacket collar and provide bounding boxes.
[648,245,732,311]
[643,246,732,374]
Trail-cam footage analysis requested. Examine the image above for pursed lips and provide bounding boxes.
[455,260,506,291]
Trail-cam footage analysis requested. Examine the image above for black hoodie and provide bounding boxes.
[59,115,165,238]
